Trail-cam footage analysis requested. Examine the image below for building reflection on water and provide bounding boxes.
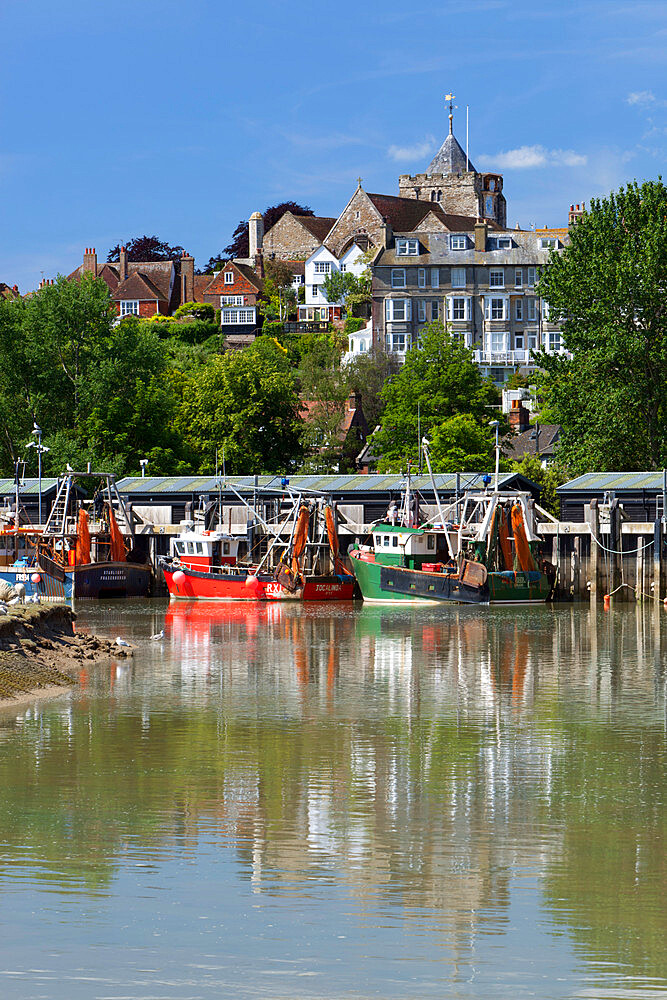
[1,601,665,984]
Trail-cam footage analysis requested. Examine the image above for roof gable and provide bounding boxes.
[112,271,164,301]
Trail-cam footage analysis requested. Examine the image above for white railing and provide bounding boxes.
[473,350,530,365]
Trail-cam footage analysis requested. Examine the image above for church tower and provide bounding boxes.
[397,97,507,227]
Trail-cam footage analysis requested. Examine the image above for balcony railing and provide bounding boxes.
[474,350,531,365]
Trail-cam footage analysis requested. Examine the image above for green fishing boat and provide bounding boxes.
[348,449,550,606]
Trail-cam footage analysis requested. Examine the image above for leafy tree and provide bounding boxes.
[262,259,297,322]
[344,348,399,430]
[107,236,186,262]
[321,260,372,317]
[178,338,303,474]
[537,178,667,473]
[212,202,314,264]
[173,301,215,322]
[372,322,497,472]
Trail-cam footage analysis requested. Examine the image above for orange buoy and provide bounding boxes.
[603,594,611,610]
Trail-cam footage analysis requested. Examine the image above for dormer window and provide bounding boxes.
[224,271,234,284]
[539,237,558,250]
[450,235,467,250]
[497,237,512,249]
[396,238,419,256]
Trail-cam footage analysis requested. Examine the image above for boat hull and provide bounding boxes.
[163,564,356,602]
[68,561,152,599]
[0,566,73,602]
[350,551,549,605]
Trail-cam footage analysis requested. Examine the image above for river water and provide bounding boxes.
[0,600,665,999]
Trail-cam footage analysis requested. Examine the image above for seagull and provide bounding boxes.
[150,630,164,641]
[115,637,131,647]
[66,463,74,472]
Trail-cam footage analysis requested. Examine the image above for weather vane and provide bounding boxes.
[445,93,457,134]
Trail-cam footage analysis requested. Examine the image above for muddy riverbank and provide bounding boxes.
[0,604,131,704]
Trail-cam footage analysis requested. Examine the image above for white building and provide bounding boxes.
[299,244,368,323]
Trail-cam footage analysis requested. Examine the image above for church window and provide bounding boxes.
[450,235,467,250]
[430,191,436,201]
[224,271,234,285]
[437,191,442,202]
[451,267,466,288]
[396,239,419,256]
[391,269,406,289]
[489,269,504,288]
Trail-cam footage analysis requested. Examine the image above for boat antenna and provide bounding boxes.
[422,437,455,559]
[417,401,422,473]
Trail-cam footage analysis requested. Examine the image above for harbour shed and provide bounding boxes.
[0,478,66,526]
[557,472,667,523]
[117,472,541,534]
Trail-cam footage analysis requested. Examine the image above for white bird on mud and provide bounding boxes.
[8,596,20,605]
[115,637,131,647]
[150,630,164,641]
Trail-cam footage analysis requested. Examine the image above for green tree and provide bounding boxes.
[107,235,186,262]
[297,337,349,472]
[372,322,497,471]
[537,178,667,473]
[178,337,302,473]
[321,263,372,317]
[344,348,399,430]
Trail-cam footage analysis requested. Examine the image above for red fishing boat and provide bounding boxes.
[161,498,356,602]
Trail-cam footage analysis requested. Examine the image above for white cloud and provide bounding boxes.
[626,89,656,106]
[387,136,436,163]
[477,145,587,170]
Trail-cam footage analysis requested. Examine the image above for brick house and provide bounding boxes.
[202,260,264,341]
[68,246,195,317]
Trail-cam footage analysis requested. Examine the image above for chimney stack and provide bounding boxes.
[249,211,264,262]
[255,247,265,279]
[568,202,586,226]
[508,399,530,433]
[380,218,393,249]
[474,220,488,252]
[180,250,194,304]
[83,247,97,275]
[119,245,128,282]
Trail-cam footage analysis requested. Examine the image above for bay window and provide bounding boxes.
[485,297,507,321]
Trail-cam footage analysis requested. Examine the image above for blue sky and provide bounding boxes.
[2,0,666,290]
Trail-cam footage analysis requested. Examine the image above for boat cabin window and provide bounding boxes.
[195,542,203,554]
[427,535,435,550]
[175,541,184,554]
[186,542,194,554]
[223,541,230,555]
[392,536,398,547]
[384,535,390,546]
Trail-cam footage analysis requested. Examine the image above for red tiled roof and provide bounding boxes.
[366,193,487,233]
[112,271,165,301]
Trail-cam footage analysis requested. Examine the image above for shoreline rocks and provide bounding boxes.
[0,604,132,704]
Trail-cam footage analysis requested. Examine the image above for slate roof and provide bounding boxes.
[506,424,560,461]
[558,472,667,493]
[427,129,475,176]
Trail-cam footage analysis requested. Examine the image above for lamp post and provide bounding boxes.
[489,420,500,492]
[26,423,49,525]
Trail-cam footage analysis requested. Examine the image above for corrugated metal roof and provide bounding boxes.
[0,478,60,496]
[116,472,528,496]
[559,472,667,493]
